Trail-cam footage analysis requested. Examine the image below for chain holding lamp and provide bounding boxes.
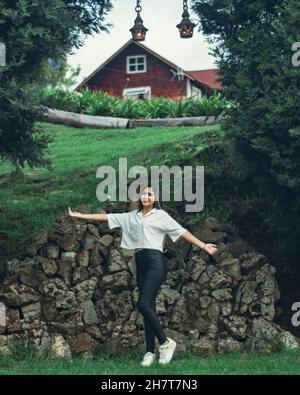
[177,0,196,38]
[130,0,148,42]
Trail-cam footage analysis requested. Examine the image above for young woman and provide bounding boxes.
[68,184,218,366]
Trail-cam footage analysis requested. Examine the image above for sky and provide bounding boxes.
[67,0,218,88]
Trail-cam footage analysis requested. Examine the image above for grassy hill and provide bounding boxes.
[0,122,223,269]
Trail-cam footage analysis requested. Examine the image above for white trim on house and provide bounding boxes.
[191,85,202,99]
[123,86,151,100]
[126,55,147,74]
[186,79,192,98]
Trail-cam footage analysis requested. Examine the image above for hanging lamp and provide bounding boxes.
[176,0,196,38]
[130,0,148,41]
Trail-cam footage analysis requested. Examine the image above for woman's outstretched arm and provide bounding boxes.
[180,230,218,256]
[68,207,108,222]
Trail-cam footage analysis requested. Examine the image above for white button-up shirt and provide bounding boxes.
[106,207,188,252]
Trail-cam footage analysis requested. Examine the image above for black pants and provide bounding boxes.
[135,248,168,353]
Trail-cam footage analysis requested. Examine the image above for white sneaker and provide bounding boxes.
[159,337,176,364]
[140,352,156,367]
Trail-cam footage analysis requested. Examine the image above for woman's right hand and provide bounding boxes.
[68,207,84,218]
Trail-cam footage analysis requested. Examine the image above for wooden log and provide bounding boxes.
[42,108,130,129]
[128,115,224,128]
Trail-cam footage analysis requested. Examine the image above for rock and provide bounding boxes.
[69,332,95,356]
[219,258,242,282]
[57,259,74,286]
[61,252,77,261]
[187,255,207,282]
[239,251,267,273]
[41,259,58,276]
[87,224,100,239]
[82,300,98,325]
[56,235,80,252]
[102,271,130,292]
[226,240,250,258]
[220,315,247,340]
[187,329,200,341]
[192,337,215,355]
[21,302,41,320]
[6,258,24,275]
[72,267,89,285]
[193,316,209,334]
[220,302,233,317]
[19,266,48,288]
[42,303,57,322]
[0,284,39,307]
[6,309,21,333]
[211,288,232,301]
[85,326,103,341]
[0,345,12,356]
[83,234,99,250]
[216,337,242,353]
[120,248,135,261]
[98,234,114,249]
[26,229,49,257]
[190,222,227,243]
[50,335,72,359]
[0,202,296,358]
[48,321,81,337]
[39,244,60,259]
[107,249,129,273]
[74,278,98,302]
[156,286,181,314]
[250,317,280,338]
[89,246,105,266]
[76,250,89,267]
[209,271,232,289]
[204,217,223,232]
[278,331,299,349]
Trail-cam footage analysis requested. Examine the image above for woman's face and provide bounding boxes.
[140,187,156,210]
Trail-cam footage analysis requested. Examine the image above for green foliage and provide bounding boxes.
[37,58,81,90]
[8,334,38,361]
[40,88,232,118]
[191,0,300,266]
[244,334,287,354]
[0,78,53,171]
[85,91,119,116]
[0,0,112,172]
[41,88,81,113]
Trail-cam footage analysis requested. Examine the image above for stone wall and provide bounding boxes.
[0,202,298,358]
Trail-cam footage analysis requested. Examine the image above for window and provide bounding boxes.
[123,87,151,100]
[127,55,147,74]
[191,86,202,99]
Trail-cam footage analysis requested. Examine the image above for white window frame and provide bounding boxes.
[191,86,202,99]
[123,86,151,100]
[126,55,147,74]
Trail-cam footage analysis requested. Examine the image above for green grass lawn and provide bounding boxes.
[1,123,299,376]
[0,122,222,268]
[0,349,299,375]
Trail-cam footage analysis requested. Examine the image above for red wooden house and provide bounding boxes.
[75,39,222,101]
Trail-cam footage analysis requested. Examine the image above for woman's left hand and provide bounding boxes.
[204,243,218,256]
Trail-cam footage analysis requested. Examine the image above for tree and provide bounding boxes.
[0,0,112,173]
[191,0,300,264]
[38,58,81,90]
